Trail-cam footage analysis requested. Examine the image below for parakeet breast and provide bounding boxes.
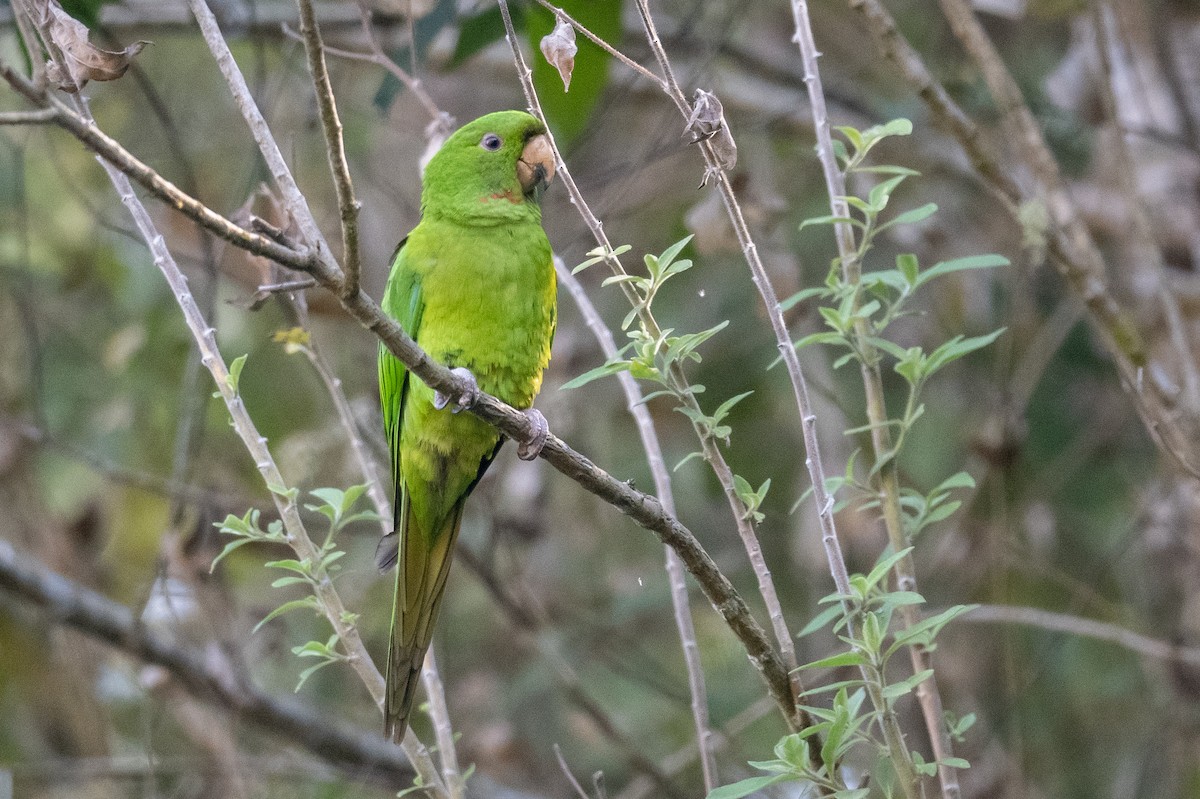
[410,218,555,407]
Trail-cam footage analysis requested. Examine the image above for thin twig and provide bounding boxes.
[420,647,463,798]
[0,108,56,124]
[348,4,446,124]
[187,0,336,271]
[295,0,361,298]
[788,1,955,795]
[0,539,417,788]
[635,0,822,701]
[553,744,593,799]
[297,337,392,533]
[558,257,717,790]
[954,604,1200,667]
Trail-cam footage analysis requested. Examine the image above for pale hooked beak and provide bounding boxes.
[517,134,555,197]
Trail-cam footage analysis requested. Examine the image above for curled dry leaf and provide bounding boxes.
[40,1,148,92]
[539,15,577,92]
[686,88,738,175]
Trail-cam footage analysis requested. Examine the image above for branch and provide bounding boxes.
[186,0,337,272]
[954,604,1200,668]
[0,539,416,789]
[295,0,361,298]
[0,108,56,124]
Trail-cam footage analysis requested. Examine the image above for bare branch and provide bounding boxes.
[0,539,416,788]
[186,0,337,271]
[955,604,1200,668]
[0,108,57,124]
[295,0,361,298]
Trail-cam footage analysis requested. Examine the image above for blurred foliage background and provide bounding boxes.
[2,0,1200,796]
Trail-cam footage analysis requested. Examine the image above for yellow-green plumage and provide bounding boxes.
[378,111,556,741]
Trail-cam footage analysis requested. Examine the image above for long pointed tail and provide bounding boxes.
[384,496,465,742]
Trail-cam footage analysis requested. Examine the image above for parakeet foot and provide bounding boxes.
[433,367,480,412]
[518,408,549,460]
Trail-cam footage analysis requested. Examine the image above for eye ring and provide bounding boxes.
[480,133,503,151]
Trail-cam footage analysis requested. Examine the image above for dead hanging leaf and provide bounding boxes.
[41,1,149,92]
[686,88,738,178]
[539,15,577,92]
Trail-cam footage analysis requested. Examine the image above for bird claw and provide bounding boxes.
[518,408,549,461]
[433,367,479,413]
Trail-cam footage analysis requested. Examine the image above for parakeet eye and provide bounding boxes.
[480,133,503,151]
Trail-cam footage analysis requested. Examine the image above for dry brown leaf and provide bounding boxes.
[686,88,737,175]
[40,1,148,92]
[539,15,577,92]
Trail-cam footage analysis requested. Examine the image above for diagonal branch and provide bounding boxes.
[0,539,416,789]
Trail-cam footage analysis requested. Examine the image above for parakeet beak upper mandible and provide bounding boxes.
[517,134,555,198]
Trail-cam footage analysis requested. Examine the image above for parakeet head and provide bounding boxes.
[421,110,556,224]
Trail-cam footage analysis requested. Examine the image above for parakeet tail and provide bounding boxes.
[384,491,466,743]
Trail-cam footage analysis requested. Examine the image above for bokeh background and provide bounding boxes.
[2,0,1200,796]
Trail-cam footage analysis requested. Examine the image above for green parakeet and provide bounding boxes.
[377,111,557,742]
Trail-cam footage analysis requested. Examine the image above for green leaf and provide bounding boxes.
[209,536,255,572]
[294,658,340,692]
[712,391,754,422]
[778,286,831,312]
[864,546,914,593]
[883,668,933,700]
[896,253,920,286]
[601,273,645,288]
[572,243,632,274]
[673,450,705,472]
[560,359,631,390]
[935,471,977,492]
[264,558,311,576]
[924,329,1006,375]
[890,604,979,653]
[867,174,909,212]
[226,354,247,395]
[801,650,865,670]
[656,235,694,274]
[705,774,789,799]
[799,214,861,231]
[878,203,938,238]
[253,595,321,633]
[914,253,1009,289]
